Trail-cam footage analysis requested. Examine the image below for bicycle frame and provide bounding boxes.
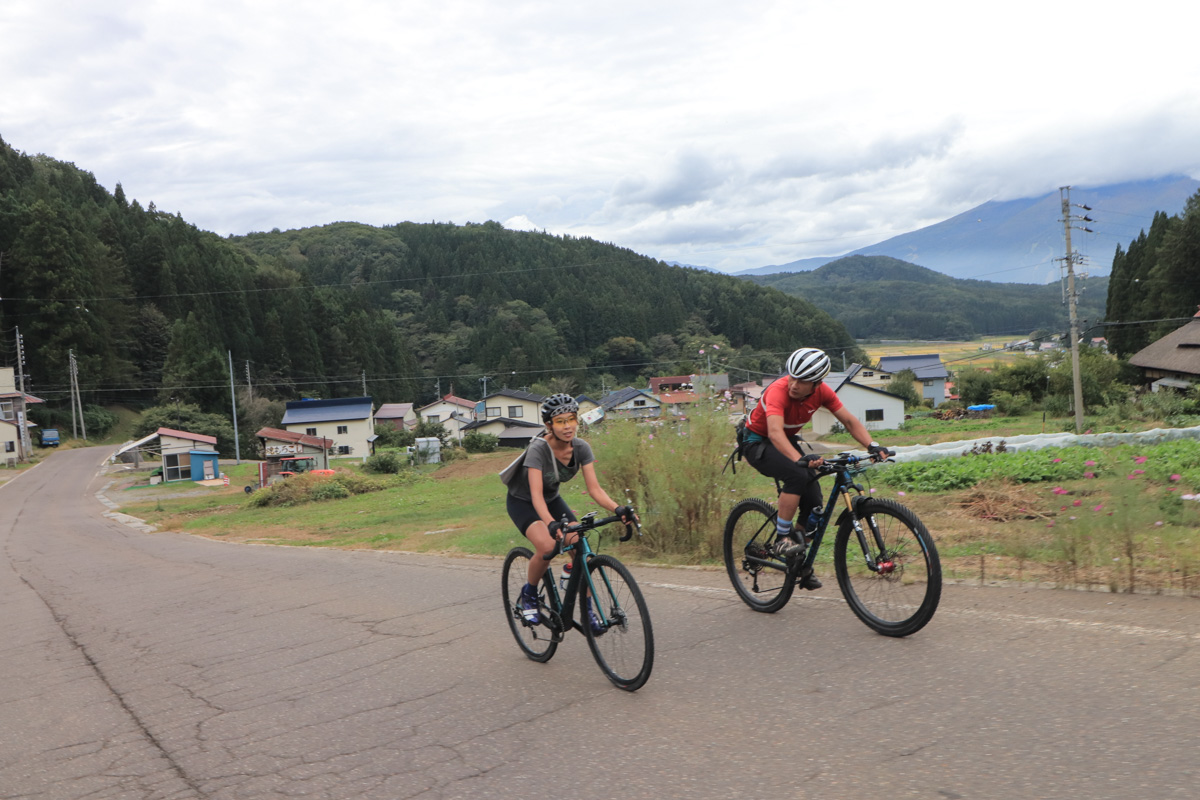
[742,456,891,578]
[542,513,630,641]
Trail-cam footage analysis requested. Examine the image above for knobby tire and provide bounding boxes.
[723,498,795,613]
[833,498,941,637]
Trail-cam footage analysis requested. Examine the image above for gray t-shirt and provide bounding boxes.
[507,436,595,502]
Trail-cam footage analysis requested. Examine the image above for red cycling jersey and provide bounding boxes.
[746,377,843,438]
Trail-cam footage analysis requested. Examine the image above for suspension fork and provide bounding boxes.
[838,475,886,571]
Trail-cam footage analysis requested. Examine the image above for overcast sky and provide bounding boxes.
[3,1,1198,273]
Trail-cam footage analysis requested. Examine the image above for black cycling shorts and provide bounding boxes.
[743,439,823,510]
[506,493,577,537]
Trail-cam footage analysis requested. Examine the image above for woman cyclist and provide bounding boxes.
[742,347,889,589]
[507,393,638,627]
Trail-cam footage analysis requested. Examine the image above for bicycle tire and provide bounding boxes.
[833,498,941,637]
[723,498,795,613]
[501,547,559,662]
[583,555,654,691]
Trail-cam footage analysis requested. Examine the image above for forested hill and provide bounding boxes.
[0,136,863,413]
[232,222,865,391]
[744,255,1109,340]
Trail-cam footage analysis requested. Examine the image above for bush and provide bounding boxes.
[364,452,405,474]
[245,471,391,507]
[83,406,120,438]
[439,444,467,463]
[463,432,499,453]
[992,391,1032,416]
[374,424,415,449]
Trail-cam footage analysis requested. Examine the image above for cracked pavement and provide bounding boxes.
[1,447,1197,799]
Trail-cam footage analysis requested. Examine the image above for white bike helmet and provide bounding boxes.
[785,348,831,382]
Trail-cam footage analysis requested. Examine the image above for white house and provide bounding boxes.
[281,397,375,459]
[809,366,906,436]
[417,394,478,441]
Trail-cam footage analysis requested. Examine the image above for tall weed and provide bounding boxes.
[589,403,739,561]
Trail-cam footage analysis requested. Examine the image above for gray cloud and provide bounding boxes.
[2,1,1198,272]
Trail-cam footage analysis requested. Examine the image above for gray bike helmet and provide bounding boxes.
[785,347,831,382]
[541,393,579,423]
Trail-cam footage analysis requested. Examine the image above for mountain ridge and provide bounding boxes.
[736,175,1200,283]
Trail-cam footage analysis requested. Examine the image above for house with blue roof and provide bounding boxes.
[600,387,661,419]
[875,354,950,407]
[281,396,376,459]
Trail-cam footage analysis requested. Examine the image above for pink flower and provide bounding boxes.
[1052,487,1069,495]
[1052,458,1062,463]
[1092,504,1104,512]
[1085,460,1097,467]
[1134,456,1148,464]
[1155,521,1164,526]
[1127,474,1138,480]
[1061,505,1068,511]
[712,344,720,350]
[1072,499,1082,507]
[1170,474,1182,481]
[1047,521,1056,528]
[897,491,906,496]
[1084,472,1095,479]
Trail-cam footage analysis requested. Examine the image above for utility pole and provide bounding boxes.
[69,350,87,440]
[362,370,367,397]
[228,351,240,465]
[15,327,31,460]
[479,375,493,397]
[1058,186,1094,434]
[245,360,253,400]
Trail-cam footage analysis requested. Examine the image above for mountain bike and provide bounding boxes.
[723,451,941,637]
[501,510,654,691]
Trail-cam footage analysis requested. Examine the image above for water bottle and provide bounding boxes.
[804,507,821,537]
[559,561,573,592]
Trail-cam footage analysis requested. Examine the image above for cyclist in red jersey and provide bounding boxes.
[743,347,888,588]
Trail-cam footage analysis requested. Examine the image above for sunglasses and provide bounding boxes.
[551,416,578,427]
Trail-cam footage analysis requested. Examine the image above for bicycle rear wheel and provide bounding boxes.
[833,498,941,637]
[584,555,654,691]
[501,547,559,662]
[723,498,794,613]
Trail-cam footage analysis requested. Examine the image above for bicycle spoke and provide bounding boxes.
[501,547,559,662]
[834,499,941,637]
[723,498,794,612]
[584,555,654,691]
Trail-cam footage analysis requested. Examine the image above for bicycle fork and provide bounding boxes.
[839,485,895,575]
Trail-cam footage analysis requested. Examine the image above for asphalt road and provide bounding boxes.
[2,447,1197,799]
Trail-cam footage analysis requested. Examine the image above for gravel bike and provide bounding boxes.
[502,510,654,691]
[723,451,941,637]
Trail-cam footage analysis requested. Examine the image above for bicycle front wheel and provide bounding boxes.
[501,547,558,662]
[723,498,794,613]
[833,499,941,637]
[584,555,654,691]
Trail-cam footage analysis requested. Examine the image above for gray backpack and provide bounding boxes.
[498,437,560,485]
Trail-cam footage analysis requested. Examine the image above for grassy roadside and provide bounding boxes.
[111,416,1200,596]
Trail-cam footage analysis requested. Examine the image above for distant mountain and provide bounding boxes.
[745,255,1109,340]
[737,175,1200,283]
